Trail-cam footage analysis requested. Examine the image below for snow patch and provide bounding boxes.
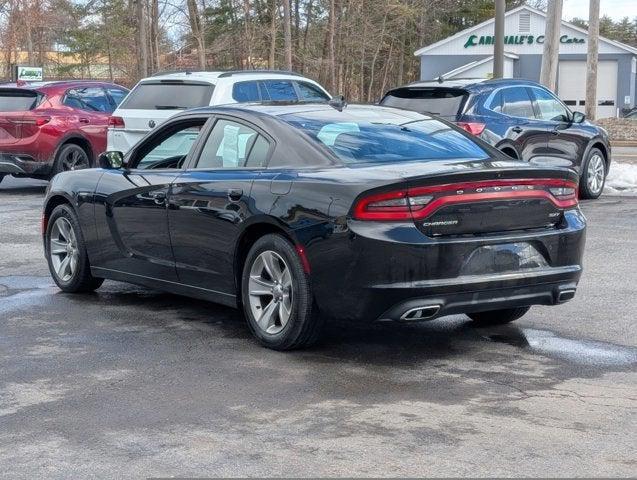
[604,162,637,196]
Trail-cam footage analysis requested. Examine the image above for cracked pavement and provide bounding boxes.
[1,176,636,477]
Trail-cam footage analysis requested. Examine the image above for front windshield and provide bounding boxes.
[281,107,488,164]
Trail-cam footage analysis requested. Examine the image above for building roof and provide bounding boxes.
[414,5,637,57]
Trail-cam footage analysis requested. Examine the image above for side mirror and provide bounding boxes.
[98,151,124,169]
[571,111,585,124]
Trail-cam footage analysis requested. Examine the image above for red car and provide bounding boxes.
[0,81,128,184]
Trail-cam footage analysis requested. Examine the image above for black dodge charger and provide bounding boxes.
[42,103,586,350]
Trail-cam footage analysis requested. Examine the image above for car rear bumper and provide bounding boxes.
[0,153,52,176]
[308,209,586,322]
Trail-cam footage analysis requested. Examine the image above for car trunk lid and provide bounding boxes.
[0,88,42,145]
[351,160,579,236]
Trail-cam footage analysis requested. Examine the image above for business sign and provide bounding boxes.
[464,34,585,48]
[15,66,43,81]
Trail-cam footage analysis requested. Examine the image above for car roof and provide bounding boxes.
[181,102,430,121]
[387,77,546,94]
[0,80,126,93]
[140,70,313,84]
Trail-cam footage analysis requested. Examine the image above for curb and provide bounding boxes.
[611,141,637,147]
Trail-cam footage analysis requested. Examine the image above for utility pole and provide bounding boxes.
[493,0,505,78]
[539,0,563,91]
[586,0,600,119]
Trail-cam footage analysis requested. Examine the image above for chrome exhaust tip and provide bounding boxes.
[400,305,441,321]
[557,289,576,303]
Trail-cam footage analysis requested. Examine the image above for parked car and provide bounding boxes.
[0,81,129,184]
[108,70,331,154]
[380,78,611,199]
[44,104,585,350]
[623,108,637,119]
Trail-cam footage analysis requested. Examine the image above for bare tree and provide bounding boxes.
[186,0,206,69]
[281,0,292,70]
[135,0,149,77]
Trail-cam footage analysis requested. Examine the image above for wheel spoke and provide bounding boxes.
[57,220,71,242]
[262,251,282,282]
[50,239,67,255]
[279,298,291,326]
[280,268,291,288]
[257,299,278,332]
[57,255,71,279]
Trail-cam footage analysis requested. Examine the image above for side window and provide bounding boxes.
[245,135,270,168]
[107,88,128,108]
[233,81,261,102]
[196,119,269,169]
[296,82,330,102]
[260,80,298,101]
[133,121,205,170]
[500,87,536,119]
[489,91,503,113]
[531,88,570,122]
[64,87,112,112]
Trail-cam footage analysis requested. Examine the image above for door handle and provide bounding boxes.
[150,191,166,205]
[227,188,243,201]
[511,126,523,133]
[79,117,90,124]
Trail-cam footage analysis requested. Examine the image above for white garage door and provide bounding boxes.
[558,60,618,118]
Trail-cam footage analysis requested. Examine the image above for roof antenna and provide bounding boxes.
[437,76,444,84]
[328,95,347,112]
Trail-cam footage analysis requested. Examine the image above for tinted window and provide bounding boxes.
[296,82,329,101]
[281,108,488,164]
[107,87,128,107]
[500,87,535,119]
[233,81,261,102]
[0,91,40,111]
[196,119,267,169]
[531,88,570,122]
[120,82,214,110]
[246,135,270,167]
[381,88,467,117]
[260,80,298,101]
[64,87,112,112]
[490,91,503,113]
[134,123,204,169]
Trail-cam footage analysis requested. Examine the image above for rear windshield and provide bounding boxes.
[381,88,467,117]
[281,107,488,164]
[119,82,214,110]
[0,91,41,112]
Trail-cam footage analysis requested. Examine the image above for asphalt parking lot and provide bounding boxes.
[1,175,636,477]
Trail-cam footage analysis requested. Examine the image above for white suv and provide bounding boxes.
[107,70,331,153]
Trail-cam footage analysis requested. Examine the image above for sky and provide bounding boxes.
[562,0,637,22]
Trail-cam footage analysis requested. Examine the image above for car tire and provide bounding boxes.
[52,143,91,177]
[467,306,530,326]
[241,234,324,350]
[579,147,606,199]
[45,204,104,293]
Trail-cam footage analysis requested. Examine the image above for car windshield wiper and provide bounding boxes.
[155,105,186,110]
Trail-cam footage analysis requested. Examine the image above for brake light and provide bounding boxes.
[456,122,486,136]
[353,179,578,221]
[108,116,125,128]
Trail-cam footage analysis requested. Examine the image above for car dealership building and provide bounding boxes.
[414,5,637,118]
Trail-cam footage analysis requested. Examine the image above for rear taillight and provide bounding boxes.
[108,116,125,128]
[456,122,486,136]
[353,179,578,221]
